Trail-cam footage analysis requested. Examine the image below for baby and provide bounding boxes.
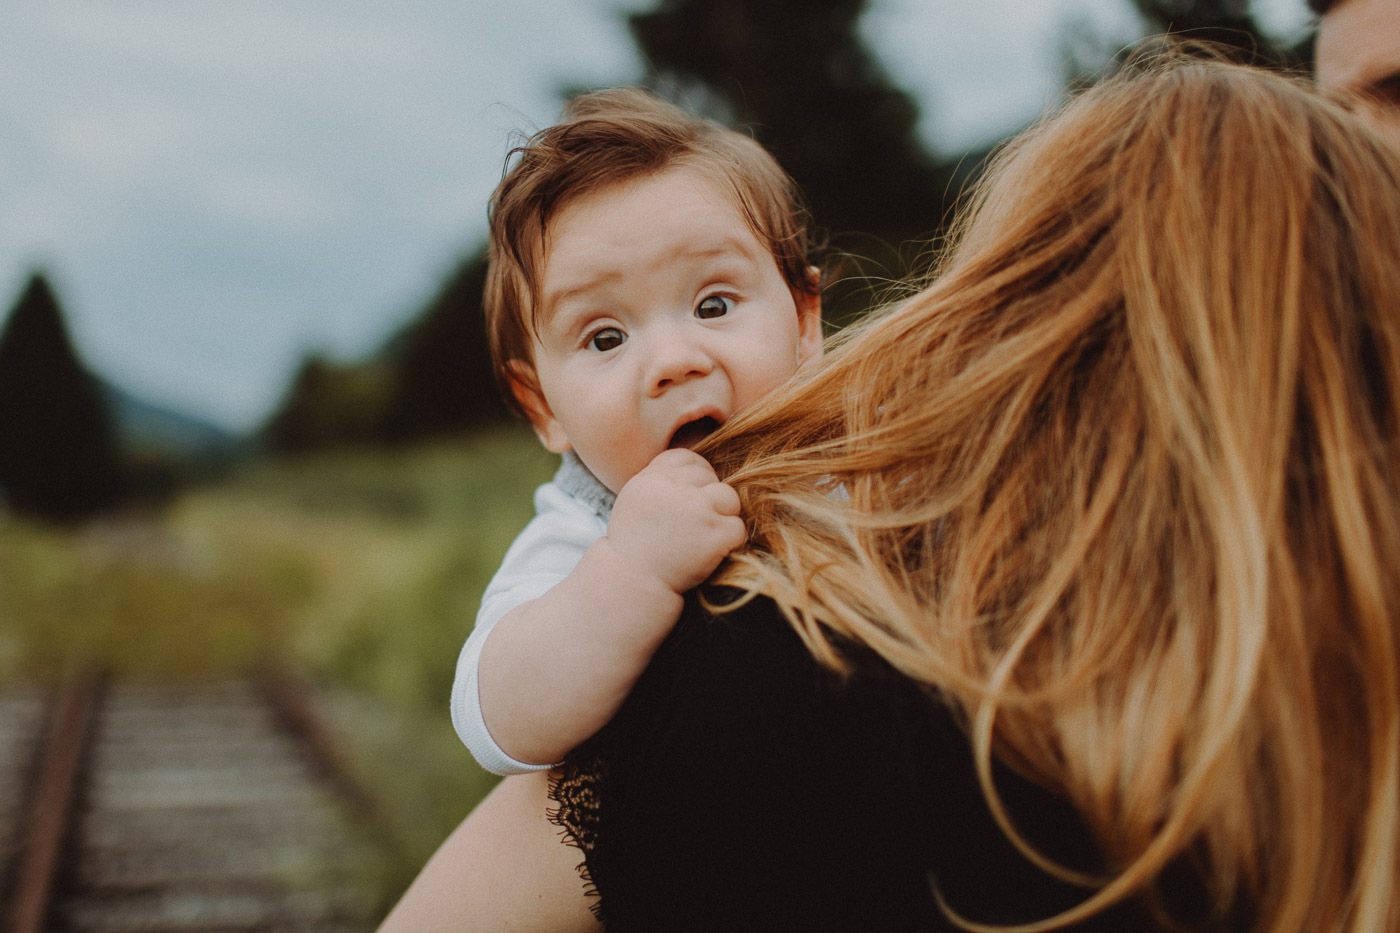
[451,87,823,774]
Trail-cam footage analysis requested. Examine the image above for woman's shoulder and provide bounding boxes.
[630,588,946,787]
[555,590,950,929]
[555,590,1172,932]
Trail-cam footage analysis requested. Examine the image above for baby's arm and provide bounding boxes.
[451,480,606,775]
[478,448,745,768]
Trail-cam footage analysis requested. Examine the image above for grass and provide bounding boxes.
[0,424,559,913]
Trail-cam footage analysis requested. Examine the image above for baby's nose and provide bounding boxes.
[646,333,714,396]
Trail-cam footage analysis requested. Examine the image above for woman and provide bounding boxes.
[381,55,1400,932]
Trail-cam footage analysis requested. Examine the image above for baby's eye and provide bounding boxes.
[588,327,626,352]
[1367,73,1400,106]
[696,295,734,319]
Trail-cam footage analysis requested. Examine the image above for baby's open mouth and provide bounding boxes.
[667,416,722,450]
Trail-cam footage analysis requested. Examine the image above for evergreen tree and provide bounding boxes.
[345,0,955,449]
[0,273,126,521]
[356,0,1311,455]
[1060,0,1312,133]
[377,251,509,444]
[260,250,509,454]
[1131,0,1292,62]
[261,353,394,454]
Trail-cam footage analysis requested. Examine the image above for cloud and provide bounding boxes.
[1,0,1312,433]
[0,0,646,430]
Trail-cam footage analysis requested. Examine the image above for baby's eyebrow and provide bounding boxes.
[1363,71,1400,104]
[1342,47,1400,97]
[678,237,762,263]
[543,270,621,309]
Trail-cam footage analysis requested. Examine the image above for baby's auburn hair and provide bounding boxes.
[484,86,821,418]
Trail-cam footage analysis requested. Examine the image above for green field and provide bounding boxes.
[0,425,558,909]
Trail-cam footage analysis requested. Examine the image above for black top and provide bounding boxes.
[550,593,1211,932]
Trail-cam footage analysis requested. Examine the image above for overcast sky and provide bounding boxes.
[0,0,1312,433]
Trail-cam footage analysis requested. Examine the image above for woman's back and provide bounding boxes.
[705,54,1400,931]
[555,593,1247,931]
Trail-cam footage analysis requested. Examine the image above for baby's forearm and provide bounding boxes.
[476,537,684,767]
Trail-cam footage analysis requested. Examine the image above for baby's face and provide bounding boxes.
[519,165,822,494]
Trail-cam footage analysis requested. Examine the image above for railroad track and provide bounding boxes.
[0,671,384,933]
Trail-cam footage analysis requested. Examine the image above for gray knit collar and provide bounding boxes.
[553,451,615,520]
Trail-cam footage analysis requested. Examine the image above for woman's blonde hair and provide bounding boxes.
[701,55,1400,932]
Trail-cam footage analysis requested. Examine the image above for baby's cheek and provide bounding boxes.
[744,358,800,406]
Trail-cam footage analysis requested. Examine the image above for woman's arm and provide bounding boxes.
[376,772,600,933]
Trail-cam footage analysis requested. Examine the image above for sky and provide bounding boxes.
[0,0,1313,434]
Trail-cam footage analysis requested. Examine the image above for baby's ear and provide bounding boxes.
[796,266,823,367]
[506,361,572,454]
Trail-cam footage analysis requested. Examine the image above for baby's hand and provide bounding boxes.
[606,448,746,595]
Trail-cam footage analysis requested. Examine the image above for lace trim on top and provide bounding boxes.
[546,739,608,922]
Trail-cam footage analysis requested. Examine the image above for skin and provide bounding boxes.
[523,164,823,495]
[480,164,823,767]
[1315,0,1400,151]
[375,773,599,932]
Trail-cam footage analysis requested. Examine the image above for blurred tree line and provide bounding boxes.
[0,0,1316,521]
[263,0,1311,456]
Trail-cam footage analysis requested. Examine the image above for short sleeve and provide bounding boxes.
[450,481,607,775]
[476,481,609,635]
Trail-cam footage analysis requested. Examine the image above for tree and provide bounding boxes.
[260,354,394,454]
[1130,0,1301,64]
[628,0,957,323]
[260,250,511,454]
[274,0,953,453]
[377,251,509,444]
[1065,0,1311,85]
[0,273,126,521]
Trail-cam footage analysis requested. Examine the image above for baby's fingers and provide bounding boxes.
[716,512,747,554]
[707,481,741,517]
[646,448,724,488]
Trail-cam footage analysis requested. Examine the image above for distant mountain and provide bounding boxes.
[98,378,250,464]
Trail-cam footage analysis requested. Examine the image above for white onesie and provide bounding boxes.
[450,452,614,775]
